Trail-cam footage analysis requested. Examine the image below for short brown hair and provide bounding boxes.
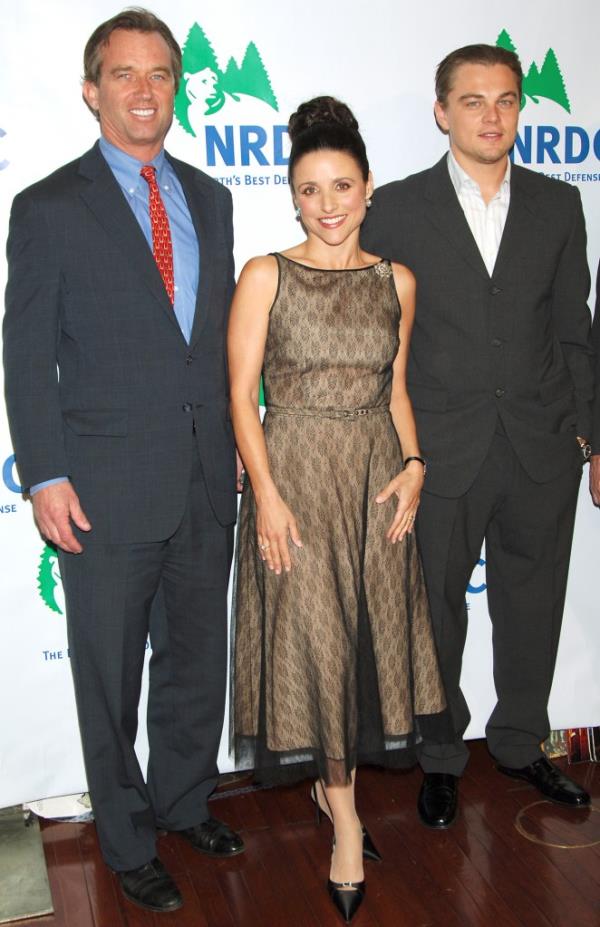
[83,7,182,117]
[435,44,523,105]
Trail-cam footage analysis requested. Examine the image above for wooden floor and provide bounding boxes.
[16,742,600,927]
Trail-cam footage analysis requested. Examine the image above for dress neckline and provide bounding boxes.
[275,252,386,273]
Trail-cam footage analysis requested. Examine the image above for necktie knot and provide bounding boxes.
[140,164,157,185]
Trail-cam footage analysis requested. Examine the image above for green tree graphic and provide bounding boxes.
[496,28,518,56]
[175,23,279,137]
[527,48,570,113]
[175,23,221,134]
[496,30,571,113]
[230,42,278,110]
[222,56,242,96]
[37,544,63,615]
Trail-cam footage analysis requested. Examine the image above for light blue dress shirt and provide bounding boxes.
[30,137,200,495]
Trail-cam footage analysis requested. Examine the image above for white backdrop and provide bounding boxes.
[1,0,599,808]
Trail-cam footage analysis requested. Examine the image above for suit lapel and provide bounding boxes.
[424,156,489,281]
[168,155,218,349]
[492,165,540,282]
[78,143,184,339]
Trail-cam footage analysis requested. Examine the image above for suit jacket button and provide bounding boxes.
[491,338,502,347]
[186,355,193,366]
[490,285,502,295]
[495,388,505,398]
[182,402,193,412]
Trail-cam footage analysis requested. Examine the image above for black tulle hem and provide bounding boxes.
[233,711,453,787]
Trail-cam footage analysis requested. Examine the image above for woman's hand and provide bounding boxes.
[256,492,303,574]
[375,463,425,542]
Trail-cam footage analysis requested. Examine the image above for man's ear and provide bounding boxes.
[433,100,449,134]
[82,80,100,115]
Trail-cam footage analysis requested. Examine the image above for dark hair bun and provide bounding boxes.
[286,95,369,181]
[288,96,359,142]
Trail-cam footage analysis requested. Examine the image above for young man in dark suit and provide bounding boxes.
[362,44,594,828]
[4,9,243,912]
[590,262,600,504]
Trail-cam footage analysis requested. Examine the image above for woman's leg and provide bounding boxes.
[322,769,364,885]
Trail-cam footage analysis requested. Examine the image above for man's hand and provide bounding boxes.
[590,455,600,506]
[32,482,91,553]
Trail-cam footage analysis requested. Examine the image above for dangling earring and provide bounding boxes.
[365,198,372,208]
[295,205,301,221]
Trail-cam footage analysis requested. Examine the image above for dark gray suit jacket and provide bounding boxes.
[591,262,600,455]
[3,142,236,542]
[362,156,594,497]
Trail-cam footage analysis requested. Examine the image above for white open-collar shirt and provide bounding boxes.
[447,149,511,277]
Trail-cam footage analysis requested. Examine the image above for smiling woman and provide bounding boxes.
[291,147,373,248]
[227,95,449,922]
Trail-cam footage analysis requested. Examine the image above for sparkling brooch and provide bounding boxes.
[373,261,393,277]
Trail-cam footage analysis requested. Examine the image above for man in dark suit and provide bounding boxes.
[362,43,593,827]
[3,10,243,913]
[590,262,600,504]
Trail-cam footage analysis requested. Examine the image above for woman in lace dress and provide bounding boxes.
[228,97,447,922]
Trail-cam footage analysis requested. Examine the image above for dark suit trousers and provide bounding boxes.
[417,425,581,775]
[59,449,233,870]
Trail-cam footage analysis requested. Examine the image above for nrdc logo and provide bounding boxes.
[497,30,600,171]
[2,458,64,613]
[38,544,64,615]
[2,454,21,493]
[468,559,487,595]
[0,127,8,171]
[174,22,288,170]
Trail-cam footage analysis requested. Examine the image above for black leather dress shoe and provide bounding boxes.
[118,857,183,912]
[417,773,459,828]
[497,756,591,806]
[177,816,245,857]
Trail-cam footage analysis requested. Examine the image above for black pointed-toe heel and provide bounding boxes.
[327,878,366,923]
[361,826,382,862]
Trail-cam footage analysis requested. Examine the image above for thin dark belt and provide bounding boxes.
[266,405,390,420]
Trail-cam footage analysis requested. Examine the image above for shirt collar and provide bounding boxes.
[99,136,167,192]
[447,149,511,199]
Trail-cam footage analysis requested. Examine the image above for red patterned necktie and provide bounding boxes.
[140,165,175,304]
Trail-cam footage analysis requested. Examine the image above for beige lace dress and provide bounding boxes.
[231,253,447,784]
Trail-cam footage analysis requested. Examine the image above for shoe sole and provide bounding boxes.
[188,843,246,858]
[121,887,183,913]
[496,767,591,806]
[417,812,458,830]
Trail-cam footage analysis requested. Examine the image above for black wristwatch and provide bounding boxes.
[404,455,427,475]
[577,437,592,462]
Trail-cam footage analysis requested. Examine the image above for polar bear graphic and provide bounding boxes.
[184,67,225,115]
[183,67,278,137]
